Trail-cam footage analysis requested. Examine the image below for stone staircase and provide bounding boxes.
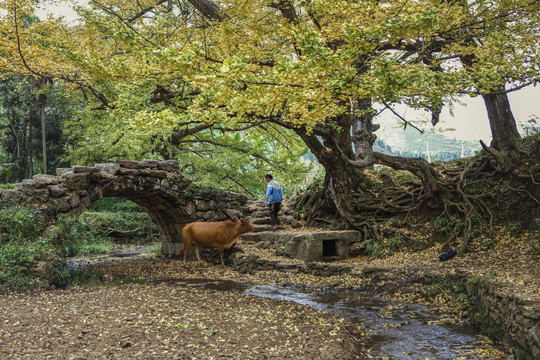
[230,198,361,276]
[244,198,302,232]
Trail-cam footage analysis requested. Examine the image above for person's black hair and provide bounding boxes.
[265,174,273,179]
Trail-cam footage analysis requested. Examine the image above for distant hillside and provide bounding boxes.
[373,119,482,161]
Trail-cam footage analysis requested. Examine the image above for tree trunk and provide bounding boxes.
[482,88,521,152]
[38,90,47,174]
[294,125,363,226]
[28,112,33,178]
[351,97,379,162]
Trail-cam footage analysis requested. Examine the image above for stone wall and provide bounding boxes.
[465,275,540,359]
[242,230,360,261]
[0,160,251,256]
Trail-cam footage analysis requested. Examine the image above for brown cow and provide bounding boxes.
[182,217,254,266]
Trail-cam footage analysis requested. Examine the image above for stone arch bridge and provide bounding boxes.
[0,160,250,256]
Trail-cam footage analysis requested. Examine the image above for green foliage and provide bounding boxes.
[434,214,454,236]
[397,172,415,183]
[474,235,497,251]
[420,276,474,311]
[475,311,506,342]
[55,214,113,257]
[0,205,71,291]
[507,222,523,236]
[290,164,325,199]
[360,238,382,258]
[0,204,38,243]
[54,205,158,257]
[0,76,72,181]
[145,243,162,258]
[520,116,540,138]
[88,197,144,213]
[531,218,540,231]
[0,161,12,181]
[388,217,405,228]
[386,236,403,250]
[0,238,52,291]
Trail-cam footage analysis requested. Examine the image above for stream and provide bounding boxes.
[68,247,490,360]
[183,279,483,360]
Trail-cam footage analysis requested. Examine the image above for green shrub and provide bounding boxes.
[387,236,403,250]
[388,217,404,228]
[78,211,158,244]
[361,238,382,258]
[55,214,114,257]
[88,197,145,213]
[0,205,38,243]
[0,239,52,290]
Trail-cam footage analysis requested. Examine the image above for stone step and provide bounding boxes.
[252,217,272,225]
[252,224,274,233]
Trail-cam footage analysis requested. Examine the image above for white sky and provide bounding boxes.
[379,85,540,142]
[35,0,85,23]
[35,1,540,142]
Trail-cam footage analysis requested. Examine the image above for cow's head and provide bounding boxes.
[239,217,254,232]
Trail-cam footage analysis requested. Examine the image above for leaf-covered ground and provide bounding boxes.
[81,223,537,360]
[0,281,366,360]
[1,224,536,359]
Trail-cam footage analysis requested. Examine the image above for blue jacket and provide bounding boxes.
[266,179,283,205]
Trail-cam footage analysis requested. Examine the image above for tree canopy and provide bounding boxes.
[1,0,539,215]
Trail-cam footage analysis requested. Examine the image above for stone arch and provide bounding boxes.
[0,160,250,256]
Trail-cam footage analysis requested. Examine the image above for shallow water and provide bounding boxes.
[68,248,492,360]
[185,279,483,360]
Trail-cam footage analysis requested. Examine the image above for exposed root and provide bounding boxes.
[292,143,540,253]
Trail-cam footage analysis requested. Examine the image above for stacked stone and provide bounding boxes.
[0,160,250,257]
[229,252,352,276]
[241,230,360,261]
[465,275,540,359]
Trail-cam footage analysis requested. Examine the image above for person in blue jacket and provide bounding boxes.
[265,174,282,228]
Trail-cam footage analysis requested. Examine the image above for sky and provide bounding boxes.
[378,85,539,143]
[35,0,540,143]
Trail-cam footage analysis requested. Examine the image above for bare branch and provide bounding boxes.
[380,101,425,134]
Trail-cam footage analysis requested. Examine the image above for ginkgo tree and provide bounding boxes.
[1,0,539,227]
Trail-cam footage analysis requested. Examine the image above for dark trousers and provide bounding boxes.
[268,202,281,226]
